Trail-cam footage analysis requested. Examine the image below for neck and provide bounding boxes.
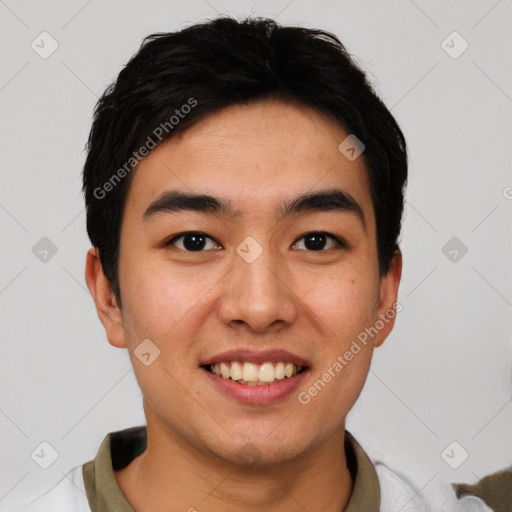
[115,419,353,512]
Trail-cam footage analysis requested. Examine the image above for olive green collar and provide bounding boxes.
[83,426,380,511]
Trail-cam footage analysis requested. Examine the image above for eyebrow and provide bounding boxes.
[143,188,366,230]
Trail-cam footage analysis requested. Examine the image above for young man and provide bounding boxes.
[22,15,472,512]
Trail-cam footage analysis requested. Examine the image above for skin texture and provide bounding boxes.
[85,99,402,511]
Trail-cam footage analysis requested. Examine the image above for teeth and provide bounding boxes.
[242,362,259,382]
[258,362,275,382]
[208,361,303,384]
[275,362,285,379]
[220,362,230,379]
[230,361,243,381]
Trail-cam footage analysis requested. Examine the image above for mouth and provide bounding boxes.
[198,349,311,403]
[201,361,307,386]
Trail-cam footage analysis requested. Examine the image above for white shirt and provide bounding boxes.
[16,427,493,512]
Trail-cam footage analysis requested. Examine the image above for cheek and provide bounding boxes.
[118,266,205,406]
[120,256,212,340]
[297,334,373,436]
[298,270,377,402]
[300,269,378,340]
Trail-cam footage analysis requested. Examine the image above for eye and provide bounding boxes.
[164,232,221,252]
[164,231,346,253]
[292,231,345,251]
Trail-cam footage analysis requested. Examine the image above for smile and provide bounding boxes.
[205,361,305,385]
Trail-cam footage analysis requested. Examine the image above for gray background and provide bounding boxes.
[1,0,511,510]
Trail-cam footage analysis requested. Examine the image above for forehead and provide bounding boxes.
[123,99,374,226]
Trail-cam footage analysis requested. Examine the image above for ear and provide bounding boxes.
[85,247,127,349]
[373,249,403,348]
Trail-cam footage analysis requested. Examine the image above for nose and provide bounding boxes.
[218,242,299,333]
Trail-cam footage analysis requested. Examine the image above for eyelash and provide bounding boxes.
[164,231,346,252]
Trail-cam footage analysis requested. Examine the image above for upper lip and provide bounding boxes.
[199,348,310,367]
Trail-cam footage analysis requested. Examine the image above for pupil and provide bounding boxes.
[305,232,326,251]
[184,233,206,251]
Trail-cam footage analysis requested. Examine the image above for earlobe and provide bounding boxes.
[374,250,403,348]
[85,247,128,349]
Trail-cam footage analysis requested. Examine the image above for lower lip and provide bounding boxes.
[200,367,309,404]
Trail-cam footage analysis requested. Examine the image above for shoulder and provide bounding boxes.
[17,465,91,512]
[375,461,493,512]
[374,461,432,512]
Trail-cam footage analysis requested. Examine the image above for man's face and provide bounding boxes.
[98,99,400,465]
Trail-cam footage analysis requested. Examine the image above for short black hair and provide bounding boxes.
[82,16,408,307]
